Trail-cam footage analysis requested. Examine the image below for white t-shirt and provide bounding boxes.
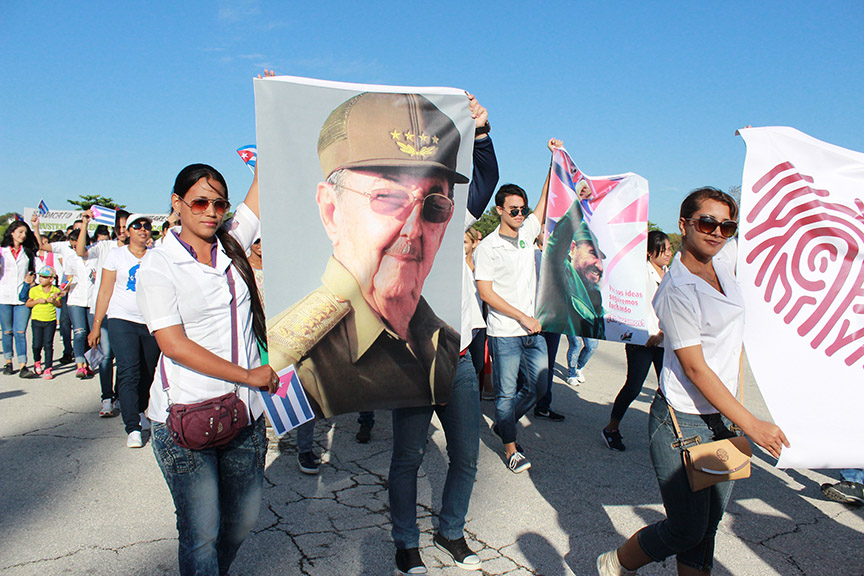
[50,242,89,307]
[645,260,664,342]
[460,212,486,351]
[103,246,146,324]
[473,213,541,337]
[85,240,123,310]
[654,251,745,414]
[138,203,263,423]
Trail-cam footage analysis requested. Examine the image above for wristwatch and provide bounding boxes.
[475,121,491,137]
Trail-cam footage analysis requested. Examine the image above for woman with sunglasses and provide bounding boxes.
[88,214,159,448]
[136,163,277,576]
[597,187,789,576]
[0,220,40,377]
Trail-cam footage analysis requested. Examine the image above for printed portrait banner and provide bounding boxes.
[739,126,864,469]
[536,147,651,344]
[255,75,475,418]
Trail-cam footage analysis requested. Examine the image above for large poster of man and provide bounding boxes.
[254,76,474,418]
[536,148,651,343]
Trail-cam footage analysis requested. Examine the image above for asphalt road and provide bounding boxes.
[1,340,861,575]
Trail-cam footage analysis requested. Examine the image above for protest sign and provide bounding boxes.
[23,208,168,234]
[254,75,474,418]
[739,126,864,469]
[536,148,651,344]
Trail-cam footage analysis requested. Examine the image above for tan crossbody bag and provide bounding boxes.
[665,356,752,492]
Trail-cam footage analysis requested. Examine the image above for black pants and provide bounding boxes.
[31,319,57,369]
[108,318,160,434]
[610,343,664,423]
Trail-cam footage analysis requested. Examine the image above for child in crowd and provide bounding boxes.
[26,266,63,380]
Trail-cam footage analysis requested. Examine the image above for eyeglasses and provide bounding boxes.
[178,197,232,216]
[507,206,531,218]
[336,184,454,224]
[685,215,738,238]
[129,221,152,231]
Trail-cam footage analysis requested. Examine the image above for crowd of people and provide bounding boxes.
[1,79,860,576]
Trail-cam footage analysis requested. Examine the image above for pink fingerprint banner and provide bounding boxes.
[739,126,864,469]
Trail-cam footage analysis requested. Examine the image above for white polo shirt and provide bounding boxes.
[137,203,264,424]
[654,251,744,414]
[473,213,541,338]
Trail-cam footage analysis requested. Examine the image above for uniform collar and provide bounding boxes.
[668,253,742,305]
[321,257,386,361]
[164,228,231,273]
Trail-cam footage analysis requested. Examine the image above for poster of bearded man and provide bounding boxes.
[254,76,474,418]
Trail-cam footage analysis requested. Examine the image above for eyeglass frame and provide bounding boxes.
[175,195,232,216]
[333,182,455,224]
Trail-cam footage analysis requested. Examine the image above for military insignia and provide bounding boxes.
[391,129,438,159]
[268,291,350,358]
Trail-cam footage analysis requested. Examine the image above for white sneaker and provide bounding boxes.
[567,376,581,387]
[100,399,115,418]
[573,368,586,384]
[139,412,151,431]
[112,398,121,411]
[596,550,637,575]
[126,431,144,448]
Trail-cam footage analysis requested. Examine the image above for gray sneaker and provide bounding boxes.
[821,481,864,506]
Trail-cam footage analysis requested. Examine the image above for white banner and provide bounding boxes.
[22,208,169,234]
[739,126,864,469]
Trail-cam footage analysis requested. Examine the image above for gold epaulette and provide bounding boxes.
[267,289,351,359]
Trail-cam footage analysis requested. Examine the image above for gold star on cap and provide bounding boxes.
[389,130,401,140]
[419,133,430,144]
[405,131,415,144]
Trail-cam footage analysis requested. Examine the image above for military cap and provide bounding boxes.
[318,92,469,184]
[573,221,607,260]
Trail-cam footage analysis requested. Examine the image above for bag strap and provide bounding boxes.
[161,264,240,396]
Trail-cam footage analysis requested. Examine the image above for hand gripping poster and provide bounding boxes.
[739,126,864,468]
[254,76,474,418]
[536,147,651,344]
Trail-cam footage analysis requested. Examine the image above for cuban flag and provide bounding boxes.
[90,205,117,227]
[13,213,24,222]
[236,145,257,173]
[258,365,314,436]
[38,199,50,215]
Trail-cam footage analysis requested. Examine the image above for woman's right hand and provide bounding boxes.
[87,327,101,349]
[742,419,789,460]
[245,365,279,393]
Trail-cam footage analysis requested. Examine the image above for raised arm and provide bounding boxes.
[242,69,277,218]
[532,138,562,226]
[466,94,499,220]
[77,210,92,258]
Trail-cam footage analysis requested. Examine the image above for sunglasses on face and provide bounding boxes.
[338,184,454,224]
[686,215,738,238]
[507,206,530,217]
[178,197,232,216]
[129,221,152,231]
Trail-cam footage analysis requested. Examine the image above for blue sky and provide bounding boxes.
[2,1,862,232]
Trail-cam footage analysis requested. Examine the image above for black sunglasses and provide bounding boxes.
[508,207,531,217]
[686,215,738,239]
[129,221,152,231]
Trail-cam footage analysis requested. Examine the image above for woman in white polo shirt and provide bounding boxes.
[137,163,277,576]
[597,188,789,576]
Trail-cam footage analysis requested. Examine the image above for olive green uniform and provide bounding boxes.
[267,257,460,418]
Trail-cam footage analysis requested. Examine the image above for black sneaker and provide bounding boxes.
[433,533,481,571]
[395,547,427,575]
[58,353,74,366]
[534,408,565,421]
[18,366,33,379]
[821,481,864,507]
[2,363,13,375]
[507,451,531,473]
[297,451,319,475]
[602,428,626,451]
[355,423,372,444]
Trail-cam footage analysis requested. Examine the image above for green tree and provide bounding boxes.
[471,206,501,238]
[67,195,126,210]
[727,184,742,208]
[0,212,18,239]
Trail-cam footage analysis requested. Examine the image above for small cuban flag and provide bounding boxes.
[236,145,257,174]
[90,205,117,227]
[38,199,50,215]
[257,363,314,437]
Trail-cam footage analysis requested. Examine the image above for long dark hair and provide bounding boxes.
[173,164,268,350]
[647,230,670,259]
[1,221,38,274]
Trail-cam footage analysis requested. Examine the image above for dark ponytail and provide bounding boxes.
[173,163,269,350]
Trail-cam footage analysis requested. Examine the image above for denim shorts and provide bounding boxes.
[637,394,736,572]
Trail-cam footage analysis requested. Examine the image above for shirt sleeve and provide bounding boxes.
[473,241,497,282]
[102,247,120,272]
[137,252,182,332]
[226,203,260,252]
[654,284,702,350]
[466,136,499,220]
[523,213,542,240]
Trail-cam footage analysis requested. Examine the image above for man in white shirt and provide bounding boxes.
[474,170,550,473]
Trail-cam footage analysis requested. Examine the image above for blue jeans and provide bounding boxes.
[490,335,548,444]
[31,319,57,369]
[637,395,735,572]
[841,469,864,483]
[389,352,480,549]
[59,295,72,357]
[90,312,116,400]
[108,318,160,434]
[566,336,596,377]
[296,419,315,453]
[152,416,267,576]
[67,305,88,364]
[0,303,31,365]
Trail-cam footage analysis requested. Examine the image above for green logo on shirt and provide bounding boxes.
[519,240,526,248]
